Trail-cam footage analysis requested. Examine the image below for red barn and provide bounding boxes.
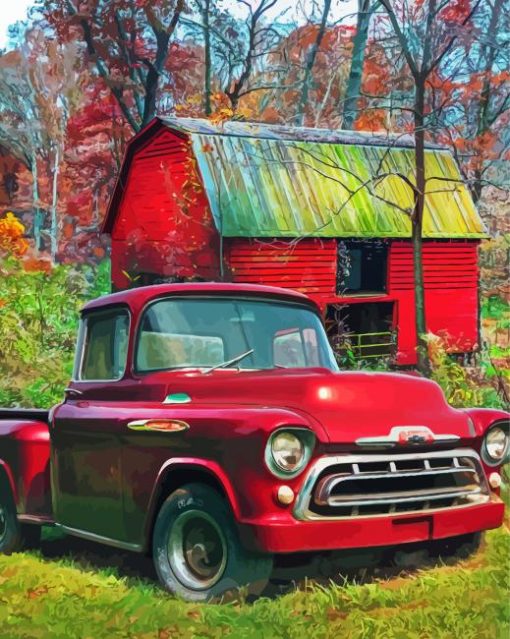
[103,117,486,366]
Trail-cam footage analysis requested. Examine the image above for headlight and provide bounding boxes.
[482,425,509,466]
[265,429,315,477]
[272,432,304,472]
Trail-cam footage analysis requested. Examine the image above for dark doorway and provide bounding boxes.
[326,302,396,362]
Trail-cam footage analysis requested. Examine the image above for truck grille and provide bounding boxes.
[294,449,489,520]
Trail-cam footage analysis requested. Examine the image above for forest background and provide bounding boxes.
[0,0,508,410]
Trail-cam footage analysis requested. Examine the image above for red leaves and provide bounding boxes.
[362,52,391,97]
[438,0,472,23]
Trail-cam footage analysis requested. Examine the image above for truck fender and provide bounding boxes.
[0,459,17,504]
[464,408,510,437]
[144,457,242,543]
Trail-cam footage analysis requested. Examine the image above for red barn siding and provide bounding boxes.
[225,239,337,302]
[389,241,479,364]
[111,129,220,290]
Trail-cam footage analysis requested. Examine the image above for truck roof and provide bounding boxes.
[82,282,318,314]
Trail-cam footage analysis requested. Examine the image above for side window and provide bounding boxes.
[78,310,129,381]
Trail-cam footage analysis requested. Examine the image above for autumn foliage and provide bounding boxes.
[0,212,29,258]
[0,0,507,263]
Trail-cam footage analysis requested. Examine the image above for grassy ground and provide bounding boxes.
[0,527,508,639]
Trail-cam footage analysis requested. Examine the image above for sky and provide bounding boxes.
[0,1,34,48]
[0,0,359,49]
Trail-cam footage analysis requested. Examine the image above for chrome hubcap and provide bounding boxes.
[167,510,227,590]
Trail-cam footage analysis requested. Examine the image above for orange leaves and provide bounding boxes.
[22,257,53,274]
[209,107,235,124]
[361,49,392,97]
[355,109,387,132]
[0,211,29,258]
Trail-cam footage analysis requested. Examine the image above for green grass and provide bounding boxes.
[0,528,508,638]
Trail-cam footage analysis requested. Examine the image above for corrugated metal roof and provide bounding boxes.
[161,118,485,239]
[161,116,442,149]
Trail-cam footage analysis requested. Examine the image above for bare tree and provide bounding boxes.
[45,0,185,132]
[375,0,482,373]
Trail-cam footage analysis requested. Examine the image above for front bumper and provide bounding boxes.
[238,497,505,554]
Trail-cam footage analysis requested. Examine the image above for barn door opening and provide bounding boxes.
[326,302,396,362]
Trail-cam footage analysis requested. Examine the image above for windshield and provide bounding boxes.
[135,297,338,373]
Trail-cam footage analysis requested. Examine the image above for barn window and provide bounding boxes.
[337,240,388,295]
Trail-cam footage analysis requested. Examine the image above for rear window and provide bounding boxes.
[77,309,129,381]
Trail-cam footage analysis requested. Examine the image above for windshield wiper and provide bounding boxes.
[203,349,255,374]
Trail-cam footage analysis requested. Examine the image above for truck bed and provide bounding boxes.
[0,408,50,423]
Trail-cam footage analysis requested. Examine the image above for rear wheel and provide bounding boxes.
[152,483,273,602]
[0,490,41,554]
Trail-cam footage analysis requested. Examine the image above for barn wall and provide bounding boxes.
[225,239,337,301]
[389,241,479,364]
[111,128,220,289]
[226,238,479,365]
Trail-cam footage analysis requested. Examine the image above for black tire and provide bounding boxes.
[432,532,483,560]
[152,483,273,602]
[0,487,41,554]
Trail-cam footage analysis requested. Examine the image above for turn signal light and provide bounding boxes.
[488,472,502,489]
[276,485,295,505]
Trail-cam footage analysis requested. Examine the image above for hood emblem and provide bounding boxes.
[356,426,460,448]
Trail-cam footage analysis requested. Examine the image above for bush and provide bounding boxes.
[426,333,508,409]
[0,257,110,408]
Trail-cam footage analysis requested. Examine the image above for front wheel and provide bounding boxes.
[152,483,273,602]
[431,532,483,560]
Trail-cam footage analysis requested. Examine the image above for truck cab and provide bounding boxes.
[0,283,508,601]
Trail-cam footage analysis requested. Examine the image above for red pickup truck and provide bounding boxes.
[0,283,508,601]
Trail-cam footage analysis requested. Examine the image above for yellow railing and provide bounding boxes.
[336,331,396,360]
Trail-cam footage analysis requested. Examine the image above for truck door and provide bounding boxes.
[51,306,130,542]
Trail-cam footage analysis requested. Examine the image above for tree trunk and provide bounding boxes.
[50,144,60,262]
[342,0,373,129]
[31,150,44,252]
[470,0,503,202]
[413,78,430,375]
[203,0,212,116]
[296,0,332,126]
[141,65,159,128]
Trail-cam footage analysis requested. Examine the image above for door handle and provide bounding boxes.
[127,419,190,433]
[64,387,84,397]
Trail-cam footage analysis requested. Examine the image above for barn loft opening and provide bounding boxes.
[326,302,395,361]
[337,240,388,296]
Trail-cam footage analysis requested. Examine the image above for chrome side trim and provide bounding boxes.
[17,514,55,525]
[293,448,488,521]
[57,524,143,552]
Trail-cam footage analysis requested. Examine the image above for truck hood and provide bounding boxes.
[162,368,472,444]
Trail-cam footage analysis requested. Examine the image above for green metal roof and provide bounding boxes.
[167,118,486,239]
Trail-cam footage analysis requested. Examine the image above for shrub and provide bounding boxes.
[0,257,110,408]
[425,333,508,409]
